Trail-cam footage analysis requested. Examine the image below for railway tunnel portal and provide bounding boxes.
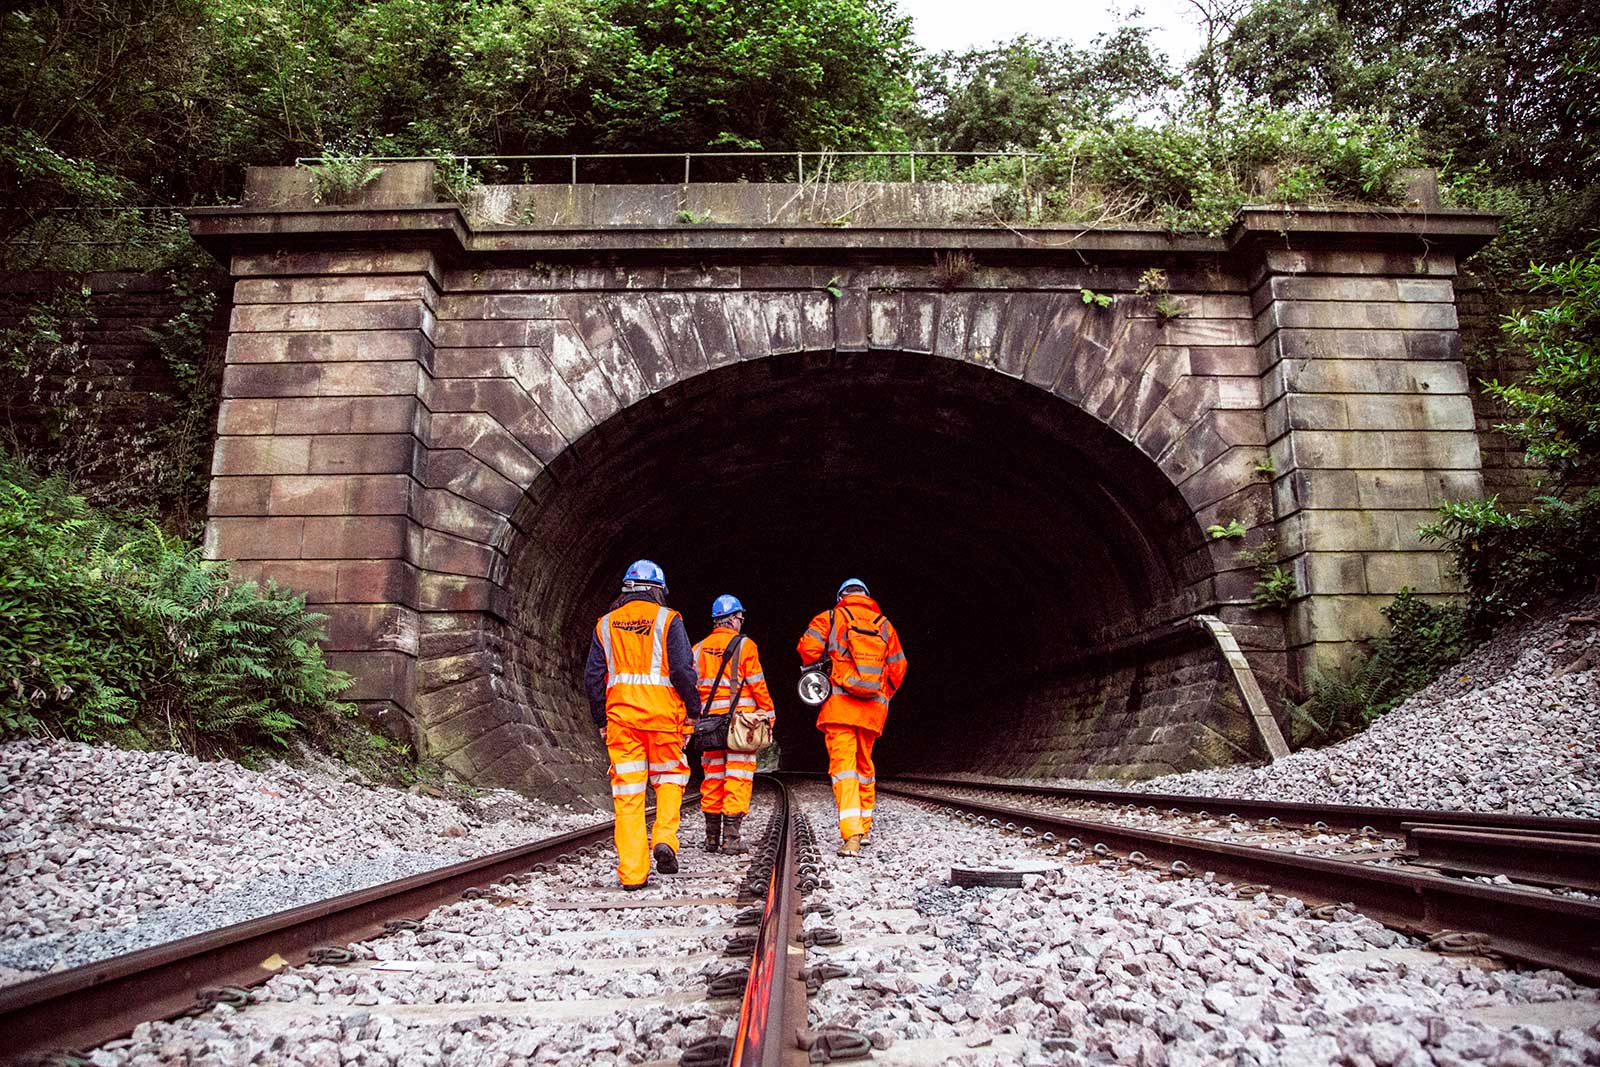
[192,163,1496,801]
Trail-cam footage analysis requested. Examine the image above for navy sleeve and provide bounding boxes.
[667,616,703,719]
[585,633,609,728]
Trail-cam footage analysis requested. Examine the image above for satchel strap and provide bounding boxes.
[703,632,744,715]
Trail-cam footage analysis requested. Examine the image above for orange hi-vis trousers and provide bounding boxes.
[698,748,758,816]
[606,722,689,886]
[822,723,877,840]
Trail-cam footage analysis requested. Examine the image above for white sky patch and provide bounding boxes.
[900,0,1207,62]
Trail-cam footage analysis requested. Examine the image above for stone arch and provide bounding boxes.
[403,281,1274,793]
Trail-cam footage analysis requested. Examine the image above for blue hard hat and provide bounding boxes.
[837,578,869,599]
[625,559,667,588]
[711,594,744,619]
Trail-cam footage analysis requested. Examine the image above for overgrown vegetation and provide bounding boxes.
[1418,242,1600,635]
[1288,590,1471,746]
[304,151,383,204]
[4,0,1592,270]
[0,453,379,763]
[0,272,223,532]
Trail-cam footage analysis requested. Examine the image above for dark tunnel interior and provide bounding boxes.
[504,350,1210,775]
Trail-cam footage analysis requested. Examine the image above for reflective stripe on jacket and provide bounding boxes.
[692,629,776,716]
[796,593,906,735]
[595,601,690,732]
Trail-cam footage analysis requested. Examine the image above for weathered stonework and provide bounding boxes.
[190,166,1495,798]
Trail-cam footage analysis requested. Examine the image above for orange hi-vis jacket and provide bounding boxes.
[693,629,776,717]
[595,600,690,733]
[797,593,907,735]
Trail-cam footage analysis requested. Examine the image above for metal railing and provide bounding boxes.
[293,149,1041,186]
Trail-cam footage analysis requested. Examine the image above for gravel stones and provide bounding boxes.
[0,739,597,983]
[798,785,1600,1066]
[987,592,1600,818]
[74,796,764,1066]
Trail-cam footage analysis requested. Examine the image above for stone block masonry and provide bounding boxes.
[188,167,1496,797]
[1250,241,1487,671]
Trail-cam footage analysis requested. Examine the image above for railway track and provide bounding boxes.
[879,776,1600,984]
[0,780,816,1067]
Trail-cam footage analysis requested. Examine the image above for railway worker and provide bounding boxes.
[797,579,907,857]
[692,594,776,856]
[585,560,703,890]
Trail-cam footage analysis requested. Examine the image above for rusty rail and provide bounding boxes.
[1405,825,1600,893]
[731,776,808,1067]
[0,808,649,1062]
[886,774,1600,838]
[881,781,1600,984]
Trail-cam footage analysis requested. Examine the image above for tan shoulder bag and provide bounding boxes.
[725,641,774,753]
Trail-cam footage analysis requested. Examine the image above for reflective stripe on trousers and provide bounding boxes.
[700,748,757,816]
[822,723,876,840]
[606,722,685,886]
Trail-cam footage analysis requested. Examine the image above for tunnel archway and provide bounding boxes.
[493,348,1217,774]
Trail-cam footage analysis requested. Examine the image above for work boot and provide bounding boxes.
[653,842,679,874]
[621,878,651,892]
[703,813,723,853]
[721,814,749,854]
[837,834,862,857]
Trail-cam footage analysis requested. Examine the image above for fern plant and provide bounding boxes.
[1,452,359,755]
[303,150,383,204]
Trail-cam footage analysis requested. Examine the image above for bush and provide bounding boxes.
[1420,492,1600,635]
[1418,243,1600,635]
[1480,243,1600,484]
[1,274,222,532]
[1290,590,1472,746]
[959,105,1422,233]
[0,453,362,758]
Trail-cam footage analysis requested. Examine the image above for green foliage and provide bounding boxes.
[1219,0,1599,187]
[674,209,713,225]
[1215,0,1599,283]
[3,0,918,265]
[1079,288,1114,309]
[1290,590,1471,746]
[432,154,483,204]
[1250,565,1299,609]
[913,29,1175,152]
[958,105,1420,234]
[1,279,222,530]
[1420,492,1600,634]
[0,453,361,756]
[1253,456,1277,479]
[1480,245,1600,483]
[1237,538,1300,608]
[1207,519,1248,540]
[1416,247,1600,635]
[1137,267,1188,322]
[303,151,383,204]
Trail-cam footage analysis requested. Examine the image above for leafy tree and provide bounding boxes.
[915,29,1175,152]
[1219,0,1600,185]
[594,0,917,160]
[0,0,212,245]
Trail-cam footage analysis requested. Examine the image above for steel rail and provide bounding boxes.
[886,774,1600,838]
[1405,826,1600,893]
[732,775,808,1067]
[880,782,1600,985]
[0,812,624,1061]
